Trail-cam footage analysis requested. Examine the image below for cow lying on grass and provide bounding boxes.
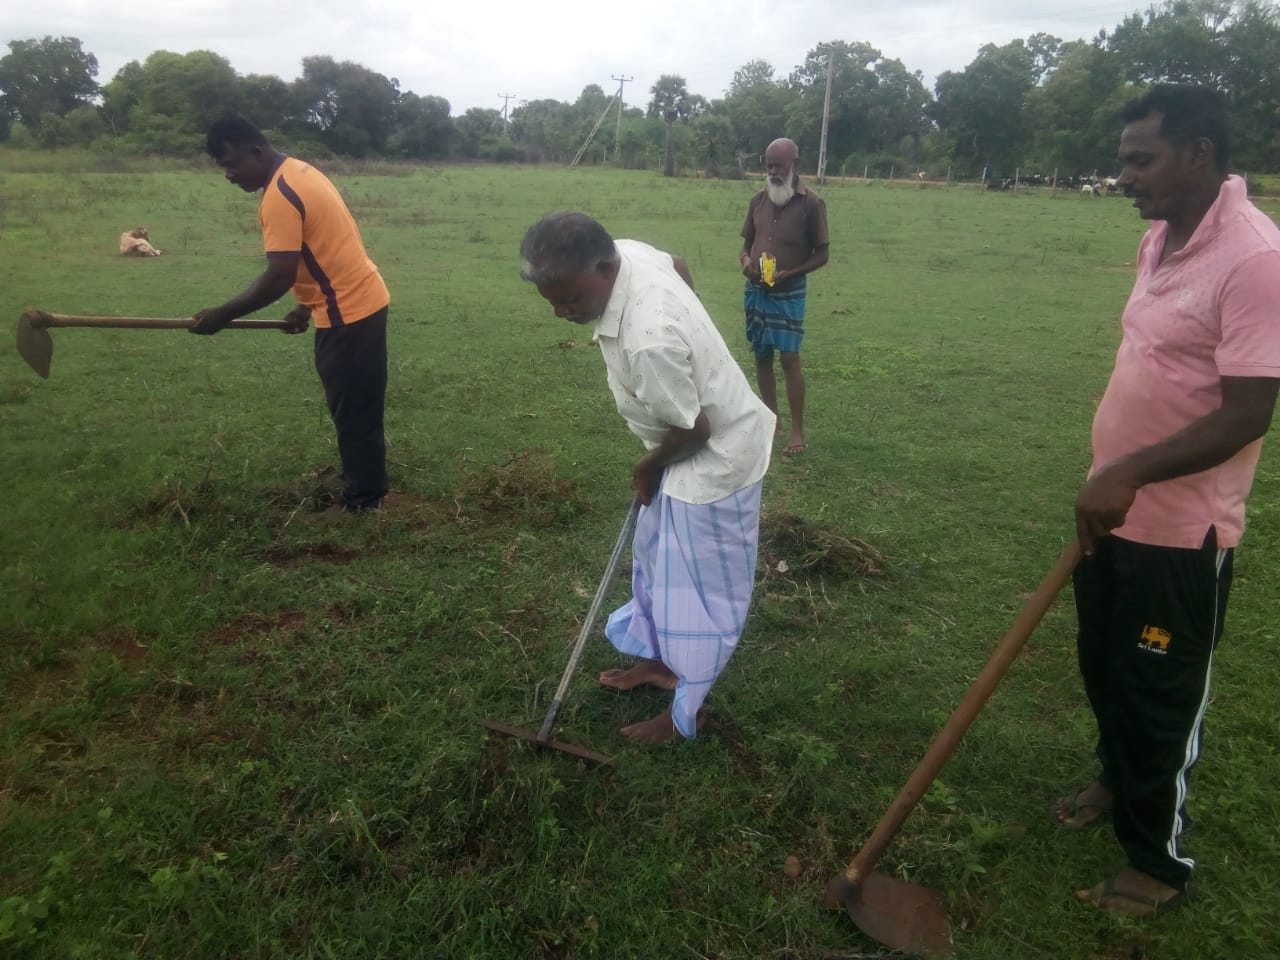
[120,227,162,256]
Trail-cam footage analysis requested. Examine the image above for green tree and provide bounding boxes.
[102,50,240,153]
[933,39,1037,176]
[1108,0,1230,86]
[511,97,583,162]
[100,60,143,138]
[292,56,399,156]
[0,36,100,134]
[453,107,506,159]
[690,105,734,177]
[1219,1,1280,171]
[395,92,453,160]
[238,73,298,135]
[725,59,791,163]
[1025,41,1117,173]
[787,41,880,162]
[648,74,694,176]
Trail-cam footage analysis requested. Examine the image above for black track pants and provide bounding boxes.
[1073,530,1232,890]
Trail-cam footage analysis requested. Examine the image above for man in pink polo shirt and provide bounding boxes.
[1056,85,1280,917]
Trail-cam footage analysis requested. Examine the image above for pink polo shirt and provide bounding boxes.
[1090,175,1280,548]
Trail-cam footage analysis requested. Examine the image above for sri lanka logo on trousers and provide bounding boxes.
[1139,624,1172,654]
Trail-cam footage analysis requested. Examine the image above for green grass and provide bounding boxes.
[1,158,1278,959]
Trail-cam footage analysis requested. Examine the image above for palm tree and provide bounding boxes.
[647,74,692,177]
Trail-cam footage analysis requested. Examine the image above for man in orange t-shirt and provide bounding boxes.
[1060,85,1280,918]
[192,115,391,512]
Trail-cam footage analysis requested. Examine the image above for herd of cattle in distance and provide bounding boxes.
[987,173,1121,195]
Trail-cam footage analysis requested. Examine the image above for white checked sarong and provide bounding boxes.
[604,481,763,738]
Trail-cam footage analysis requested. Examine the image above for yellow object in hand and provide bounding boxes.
[760,252,777,286]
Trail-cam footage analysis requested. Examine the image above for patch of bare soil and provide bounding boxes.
[263,541,359,568]
[90,627,149,662]
[204,608,308,646]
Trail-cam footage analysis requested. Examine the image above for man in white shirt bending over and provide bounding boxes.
[520,212,776,743]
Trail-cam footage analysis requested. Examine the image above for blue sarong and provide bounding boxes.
[604,482,763,738]
[744,275,807,358]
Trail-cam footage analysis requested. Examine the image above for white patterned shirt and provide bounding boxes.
[593,240,775,504]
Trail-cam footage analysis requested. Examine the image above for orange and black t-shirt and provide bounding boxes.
[259,156,389,328]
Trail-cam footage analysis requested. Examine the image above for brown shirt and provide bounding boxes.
[741,181,830,273]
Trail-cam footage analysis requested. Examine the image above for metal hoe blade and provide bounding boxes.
[15,310,292,379]
[827,870,953,958]
[16,310,53,379]
[826,542,1083,957]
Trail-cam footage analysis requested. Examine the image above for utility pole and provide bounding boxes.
[611,74,633,162]
[816,52,834,184]
[498,92,517,127]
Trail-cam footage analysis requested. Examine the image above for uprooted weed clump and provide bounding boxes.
[455,449,592,528]
[758,510,885,581]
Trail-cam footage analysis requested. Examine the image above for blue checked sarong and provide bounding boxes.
[604,482,763,738]
[744,275,807,358]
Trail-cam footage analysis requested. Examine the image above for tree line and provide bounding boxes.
[2,0,1277,178]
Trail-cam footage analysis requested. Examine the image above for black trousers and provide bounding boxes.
[1073,530,1232,890]
[314,307,389,510]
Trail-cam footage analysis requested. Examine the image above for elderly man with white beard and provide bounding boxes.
[740,137,830,456]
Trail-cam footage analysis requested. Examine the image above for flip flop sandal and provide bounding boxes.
[1052,787,1112,828]
[1076,875,1196,918]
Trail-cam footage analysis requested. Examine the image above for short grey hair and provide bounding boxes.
[519,212,617,285]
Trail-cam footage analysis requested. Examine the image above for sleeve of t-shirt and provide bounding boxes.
[628,338,700,432]
[741,200,756,246]
[1216,249,1280,378]
[259,187,304,255]
[809,195,830,249]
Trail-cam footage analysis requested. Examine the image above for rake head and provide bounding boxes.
[478,719,615,768]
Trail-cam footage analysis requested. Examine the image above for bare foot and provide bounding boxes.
[598,658,677,691]
[620,707,705,744]
[1052,780,1113,828]
[1075,866,1190,918]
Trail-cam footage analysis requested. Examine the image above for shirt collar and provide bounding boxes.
[1150,174,1242,259]
[593,249,630,340]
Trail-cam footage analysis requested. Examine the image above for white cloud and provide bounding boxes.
[2,0,1146,114]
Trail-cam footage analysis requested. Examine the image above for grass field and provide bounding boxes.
[2,154,1278,959]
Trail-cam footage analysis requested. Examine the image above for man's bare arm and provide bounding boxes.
[1075,375,1279,550]
[191,252,300,334]
[633,410,712,505]
[671,255,695,292]
[774,244,829,284]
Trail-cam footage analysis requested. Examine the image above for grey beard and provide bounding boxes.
[766,178,796,206]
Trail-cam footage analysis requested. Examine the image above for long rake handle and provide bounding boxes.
[536,498,641,742]
[838,539,1083,888]
[38,314,289,330]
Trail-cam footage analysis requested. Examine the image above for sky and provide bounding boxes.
[4,0,1150,116]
